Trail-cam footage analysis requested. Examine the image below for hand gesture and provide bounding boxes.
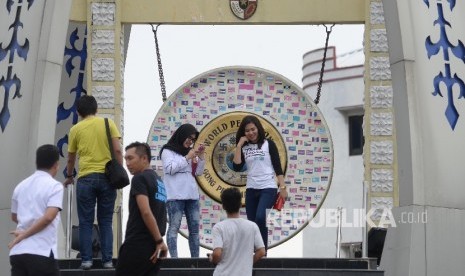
[278,188,288,199]
[196,144,206,160]
[8,230,25,249]
[238,136,249,147]
[149,241,168,264]
[63,177,74,186]
[196,144,205,153]
[185,148,196,161]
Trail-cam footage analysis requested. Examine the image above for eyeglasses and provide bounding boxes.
[186,136,197,143]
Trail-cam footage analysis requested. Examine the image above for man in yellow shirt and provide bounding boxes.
[64,95,123,270]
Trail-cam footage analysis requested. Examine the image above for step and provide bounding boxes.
[59,258,382,276]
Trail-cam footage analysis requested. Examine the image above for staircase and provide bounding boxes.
[59,258,383,276]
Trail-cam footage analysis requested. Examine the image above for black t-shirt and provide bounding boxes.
[124,169,167,244]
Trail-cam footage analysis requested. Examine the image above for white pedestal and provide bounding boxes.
[380,206,465,276]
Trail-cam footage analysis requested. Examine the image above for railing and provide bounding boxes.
[336,207,342,258]
[362,181,368,258]
[335,181,368,258]
[65,185,73,259]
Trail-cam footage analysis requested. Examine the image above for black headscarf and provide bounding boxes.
[160,123,199,157]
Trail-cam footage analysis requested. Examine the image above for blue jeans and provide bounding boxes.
[245,188,277,251]
[76,173,116,263]
[166,200,200,257]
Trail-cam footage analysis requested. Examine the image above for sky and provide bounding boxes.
[122,24,364,257]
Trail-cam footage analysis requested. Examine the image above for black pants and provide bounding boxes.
[10,253,59,276]
[116,242,161,276]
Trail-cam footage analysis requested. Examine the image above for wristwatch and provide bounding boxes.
[279,185,286,190]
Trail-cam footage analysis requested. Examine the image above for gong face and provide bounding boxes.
[148,66,333,249]
[196,111,287,205]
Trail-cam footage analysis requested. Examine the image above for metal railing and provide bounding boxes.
[65,185,73,258]
[336,207,342,258]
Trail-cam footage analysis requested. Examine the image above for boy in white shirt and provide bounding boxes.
[9,144,64,276]
[209,187,266,276]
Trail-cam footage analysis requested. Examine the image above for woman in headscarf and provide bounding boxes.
[160,123,205,258]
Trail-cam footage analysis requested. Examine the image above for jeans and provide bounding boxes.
[245,188,277,251]
[76,173,116,263]
[166,200,200,257]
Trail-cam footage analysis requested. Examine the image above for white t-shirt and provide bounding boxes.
[242,140,276,189]
[212,218,265,276]
[161,149,205,200]
[10,170,64,258]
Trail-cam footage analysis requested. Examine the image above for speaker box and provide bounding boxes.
[368,227,387,265]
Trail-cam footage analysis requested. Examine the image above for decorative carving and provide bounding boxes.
[120,29,125,84]
[370,86,393,108]
[0,0,35,131]
[370,2,385,25]
[92,86,115,109]
[370,29,388,52]
[120,59,124,85]
[91,2,115,26]
[371,169,393,192]
[370,197,393,221]
[370,140,393,164]
[370,57,391,81]
[58,27,87,125]
[370,112,393,136]
[57,26,87,160]
[424,1,465,130]
[92,58,115,81]
[92,30,114,54]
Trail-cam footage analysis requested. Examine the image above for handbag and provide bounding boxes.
[104,118,129,189]
[273,195,285,211]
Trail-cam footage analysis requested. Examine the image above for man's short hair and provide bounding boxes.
[77,95,98,117]
[36,144,60,170]
[221,188,242,214]
[125,142,151,161]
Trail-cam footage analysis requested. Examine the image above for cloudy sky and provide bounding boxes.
[123,24,364,257]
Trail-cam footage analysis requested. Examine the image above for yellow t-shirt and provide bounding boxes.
[68,116,121,178]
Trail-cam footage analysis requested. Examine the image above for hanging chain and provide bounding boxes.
[314,24,334,105]
[151,24,167,102]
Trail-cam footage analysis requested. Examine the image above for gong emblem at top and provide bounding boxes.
[230,0,257,20]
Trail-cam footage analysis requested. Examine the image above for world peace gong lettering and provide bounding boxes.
[196,111,286,204]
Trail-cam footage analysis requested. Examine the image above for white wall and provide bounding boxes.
[302,47,365,257]
[0,0,72,269]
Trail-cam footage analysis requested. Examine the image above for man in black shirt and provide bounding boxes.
[116,142,168,276]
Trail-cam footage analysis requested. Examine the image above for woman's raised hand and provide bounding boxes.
[238,136,249,147]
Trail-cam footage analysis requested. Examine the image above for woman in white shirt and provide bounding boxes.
[160,123,205,257]
[233,115,287,251]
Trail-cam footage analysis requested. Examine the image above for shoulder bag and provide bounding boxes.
[104,118,129,189]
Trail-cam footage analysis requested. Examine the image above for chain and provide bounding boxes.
[314,24,334,105]
[151,24,167,102]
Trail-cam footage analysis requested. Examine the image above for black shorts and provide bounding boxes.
[10,253,59,276]
[115,242,161,276]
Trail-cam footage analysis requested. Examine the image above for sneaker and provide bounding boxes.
[102,261,114,269]
[79,261,92,270]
